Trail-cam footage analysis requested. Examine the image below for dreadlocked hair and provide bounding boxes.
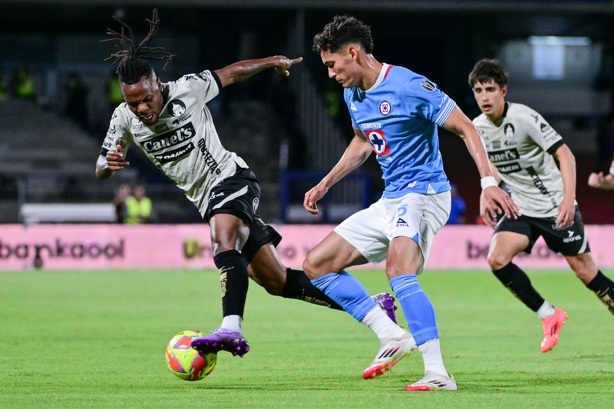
[102,9,175,84]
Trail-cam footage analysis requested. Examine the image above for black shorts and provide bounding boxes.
[495,206,590,256]
[205,167,282,261]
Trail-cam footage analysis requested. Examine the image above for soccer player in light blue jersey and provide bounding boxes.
[304,15,519,391]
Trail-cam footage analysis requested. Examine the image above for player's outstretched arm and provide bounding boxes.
[214,56,303,87]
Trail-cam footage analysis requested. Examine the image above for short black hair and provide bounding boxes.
[103,9,174,84]
[468,58,509,88]
[312,15,374,54]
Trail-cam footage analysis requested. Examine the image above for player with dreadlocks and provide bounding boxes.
[96,10,398,359]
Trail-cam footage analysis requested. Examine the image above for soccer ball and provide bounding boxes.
[165,330,217,381]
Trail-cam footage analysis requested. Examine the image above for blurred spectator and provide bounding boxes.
[107,71,124,115]
[11,66,36,101]
[112,183,131,223]
[125,184,154,224]
[0,72,8,101]
[64,72,90,130]
[447,183,467,224]
[324,80,341,120]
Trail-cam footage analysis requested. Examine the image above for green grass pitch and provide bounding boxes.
[1,268,613,408]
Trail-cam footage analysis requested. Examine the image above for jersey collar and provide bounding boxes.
[365,63,392,92]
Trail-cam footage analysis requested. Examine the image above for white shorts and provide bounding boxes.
[334,191,451,273]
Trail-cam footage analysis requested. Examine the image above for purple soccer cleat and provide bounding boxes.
[191,328,250,358]
[372,292,398,324]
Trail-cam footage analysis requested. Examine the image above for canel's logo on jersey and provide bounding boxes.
[379,101,391,115]
[420,80,436,92]
[168,100,187,117]
[366,129,390,156]
[143,123,195,153]
[489,148,519,163]
[350,101,358,111]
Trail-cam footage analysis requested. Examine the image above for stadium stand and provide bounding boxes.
[0,96,136,223]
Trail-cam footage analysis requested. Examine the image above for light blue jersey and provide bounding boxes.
[345,64,455,198]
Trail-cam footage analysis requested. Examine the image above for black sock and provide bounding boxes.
[213,250,249,318]
[492,262,545,312]
[586,270,614,314]
[282,268,343,310]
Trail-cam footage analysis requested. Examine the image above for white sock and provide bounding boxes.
[537,301,555,319]
[221,315,242,332]
[361,306,405,340]
[418,339,448,376]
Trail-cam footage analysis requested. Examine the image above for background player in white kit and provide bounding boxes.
[95,10,397,360]
[303,15,519,392]
[469,58,614,353]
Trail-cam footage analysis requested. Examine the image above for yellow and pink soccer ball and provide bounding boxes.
[165,330,217,381]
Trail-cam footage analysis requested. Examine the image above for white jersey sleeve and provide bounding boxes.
[473,102,573,218]
[102,104,134,154]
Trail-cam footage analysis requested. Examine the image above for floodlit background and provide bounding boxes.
[0,0,612,226]
[1,3,613,407]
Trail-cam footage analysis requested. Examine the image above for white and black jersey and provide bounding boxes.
[101,70,248,217]
[473,102,574,218]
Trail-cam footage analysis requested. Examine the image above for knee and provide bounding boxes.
[567,255,598,284]
[303,253,320,280]
[572,265,597,284]
[487,252,510,271]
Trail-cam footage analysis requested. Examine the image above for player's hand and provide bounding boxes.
[555,200,575,230]
[105,143,130,171]
[588,171,604,188]
[479,186,520,229]
[303,184,328,215]
[273,56,303,77]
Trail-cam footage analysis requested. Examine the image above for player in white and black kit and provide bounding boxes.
[469,59,614,353]
[95,10,397,359]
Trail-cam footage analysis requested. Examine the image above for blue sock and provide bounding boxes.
[390,274,438,345]
[311,271,376,322]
